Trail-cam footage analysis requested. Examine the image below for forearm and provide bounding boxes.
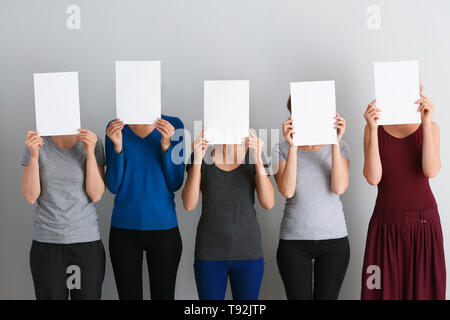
[182,165,202,211]
[363,128,382,185]
[422,121,441,177]
[85,155,105,202]
[21,157,41,203]
[278,147,297,198]
[331,144,349,195]
[255,161,275,210]
[105,137,124,194]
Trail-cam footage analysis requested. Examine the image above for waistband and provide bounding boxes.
[372,205,439,222]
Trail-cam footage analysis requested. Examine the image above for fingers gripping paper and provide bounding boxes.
[374,60,421,125]
[204,80,249,144]
[33,72,81,136]
[115,61,161,124]
[290,81,337,146]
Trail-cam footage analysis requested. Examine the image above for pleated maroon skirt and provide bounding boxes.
[361,206,446,300]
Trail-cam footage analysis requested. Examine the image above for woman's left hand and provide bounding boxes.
[77,129,97,156]
[334,112,346,143]
[416,92,434,123]
[245,130,264,163]
[155,118,175,152]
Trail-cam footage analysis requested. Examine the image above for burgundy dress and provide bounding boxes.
[361,125,446,300]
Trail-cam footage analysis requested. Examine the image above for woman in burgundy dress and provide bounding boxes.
[361,90,446,300]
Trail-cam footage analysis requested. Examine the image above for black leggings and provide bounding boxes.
[109,226,182,300]
[30,240,106,300]
[276,236,350,300]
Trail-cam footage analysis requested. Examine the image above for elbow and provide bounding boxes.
[278,186,295,199]
[89,192,104,203]
[22,191,38,204]
[363,170,380,186]
[423,166,441,179]
[183,201,197,212]
[332,185,348,195]
[261,199,275,210]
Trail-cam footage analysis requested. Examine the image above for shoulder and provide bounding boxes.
[274,141,290,154]
[339,139,349,150]
[105,119,116,130]
[162,114,184,129]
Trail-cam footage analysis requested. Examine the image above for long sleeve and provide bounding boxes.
[160,117,185,193]
[105,134,124,194]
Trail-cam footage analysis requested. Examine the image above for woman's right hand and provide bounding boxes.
[25,131,44,159]
[282,117,295,147]
[364,100,381,131]
[192,129,208,164]
[106,119,125,153]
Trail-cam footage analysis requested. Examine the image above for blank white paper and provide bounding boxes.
[115,61,161,124]
[290,81,337,146]
[204,80,249,144]
[374,60,421,125]
[33,72,81,136]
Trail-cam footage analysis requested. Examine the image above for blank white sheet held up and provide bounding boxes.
[33,72,81,136]
[374,60,421,125]
[290,81,337,146]
[204,80,249,145]
[116,61,161,124]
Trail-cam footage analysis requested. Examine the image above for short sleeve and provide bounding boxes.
[339,139,350,161]
[94,137,106,166]
[271,143,287,165]
[21,145,31,166]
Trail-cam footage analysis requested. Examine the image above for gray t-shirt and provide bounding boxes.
[186,151,263,261]
[21,136,105,244]
[272,141,350,240]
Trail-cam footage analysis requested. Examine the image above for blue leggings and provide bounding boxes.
[194,258,264,300]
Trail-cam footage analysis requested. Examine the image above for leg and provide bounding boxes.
[313,237,350,300]
[229,258,265,300]
[109,227,144,300]
[194,259,229,300]
[29,240,69,300]
[276,240,313,300]
[146,227,183,300]
[69,240,106,300]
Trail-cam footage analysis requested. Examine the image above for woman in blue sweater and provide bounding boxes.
[105,116,185,300]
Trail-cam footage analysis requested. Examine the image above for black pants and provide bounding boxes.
[276,236,350,300]
[109,226,182,300]
[30,240,105,300]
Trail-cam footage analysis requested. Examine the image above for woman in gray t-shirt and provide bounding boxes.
[21,129,106,300]
[272,97,351,300]
[182,129,274,300]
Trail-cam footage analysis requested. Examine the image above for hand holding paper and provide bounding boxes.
[290,81,337,146]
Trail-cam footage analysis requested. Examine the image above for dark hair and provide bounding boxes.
[287,95,292,113]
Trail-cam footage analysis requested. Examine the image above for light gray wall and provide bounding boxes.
[1,0,449,299]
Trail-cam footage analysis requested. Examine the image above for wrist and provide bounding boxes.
[29,155,39,163]
[114,144,122,154]
[161,140,170,152]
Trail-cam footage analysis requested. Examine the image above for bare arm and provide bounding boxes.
[331,144,349,195]
[417,93,441,178]
[21,131,43,204]
[274,117,298,198]
[182,131,208,211]
[78,129,105,203]
[255,161,275,210]
[363,101,382,185]
[22,157,41,204]
[422,121,440,178]
[274,148,297,198]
